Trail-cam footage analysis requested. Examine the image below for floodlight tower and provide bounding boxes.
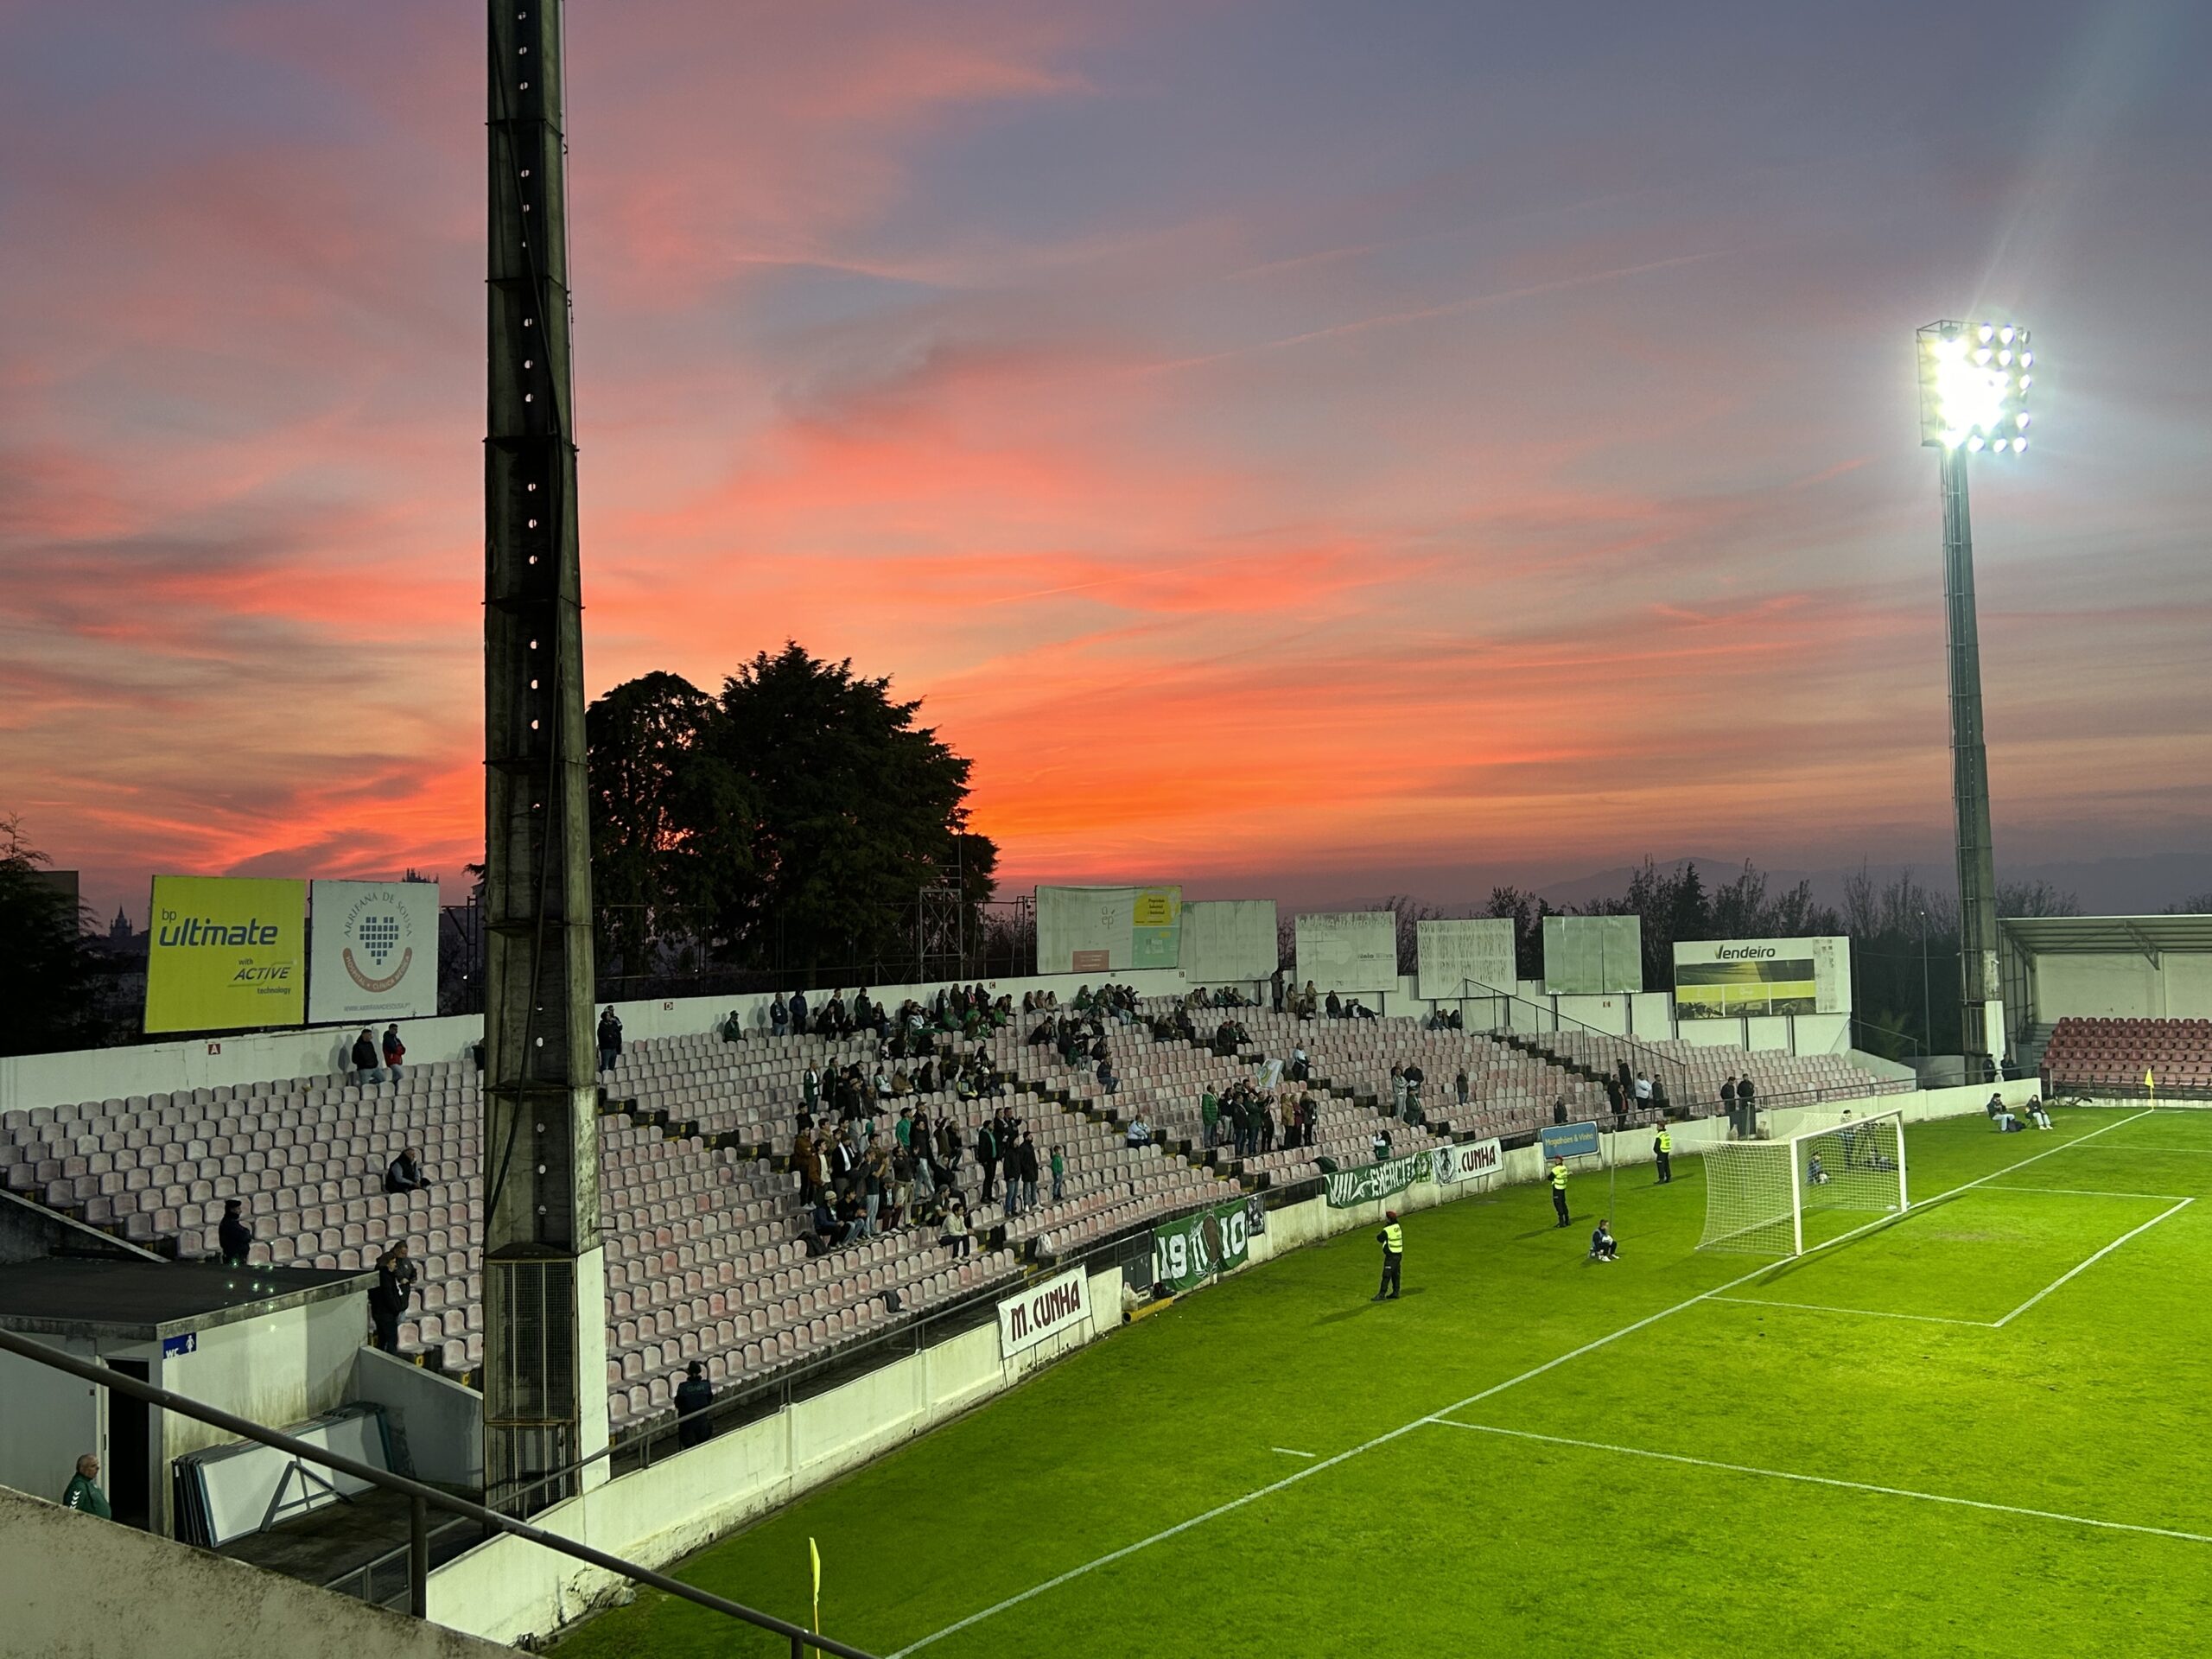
[1916,319,2034,1084]
[482,0,608,1509]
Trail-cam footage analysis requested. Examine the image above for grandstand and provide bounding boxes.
[2,984,1916,1441]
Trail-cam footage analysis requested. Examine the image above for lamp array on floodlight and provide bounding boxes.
[1916,320,2032,453]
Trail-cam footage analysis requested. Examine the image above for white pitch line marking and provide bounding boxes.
[1269,1447,1317,1459]
[885,1108,2158,1657]
[1992,1197,2194,1327]
[1422,1419,2212,1548]
[1707,1294,1993,1328]
[1984,1185,2196,1201]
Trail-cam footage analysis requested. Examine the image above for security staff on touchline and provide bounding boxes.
[1653,1125,1674,1185]
[1549,1157,1571,1228]
[1371,1211,1404,1301]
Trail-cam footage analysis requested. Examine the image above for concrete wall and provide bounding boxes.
[0,1483,518,1659]
[352,1348,484,1488]
[160,1294,363,1467]
[2032,951,2212,1023]
[0,1332,103,1506]
[426,1266,1122,1646]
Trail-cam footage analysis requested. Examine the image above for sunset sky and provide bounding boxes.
[3,0,2208,925]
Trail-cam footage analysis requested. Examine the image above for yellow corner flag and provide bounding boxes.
[2146,1067,2157,1106]
[810,1536,822,1633]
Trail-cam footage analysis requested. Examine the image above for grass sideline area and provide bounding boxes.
[553,1107,2211,1657]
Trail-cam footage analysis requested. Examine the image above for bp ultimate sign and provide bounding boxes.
[998,1268,1091,1359]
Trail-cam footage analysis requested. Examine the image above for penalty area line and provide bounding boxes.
[884,1107,2156,1656]
[1992,1197,2194,1327]
[1269,1447,1318,1459]
[1707,1294,1992,1328]
[1422,1419,2212,1548]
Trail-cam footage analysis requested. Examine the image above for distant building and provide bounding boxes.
[108,906,135,941]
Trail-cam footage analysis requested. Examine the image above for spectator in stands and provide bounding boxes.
[1098,1055,1119,1096]
[806,1195,843,1253]
[370,1242,416,1352]
[793,1127,823,1204]
[1737,1075,1756,1115]
[1633,1072,1654,1115]
[1719,1076,1738,1113]
[1126,1110,1154,1148]
[1455,1070,1471,1107]
[1325,991,1343,1019]
[770,993,790,1036]
[941,1194,973,1257]
[1001,1131,1023,1218]
[675,1362,714,1448]
[1553,1096,1568,1126]
[384,1145,427,1194]
[719,1008,746,1044]
[1256,1095,1276,1154]
[823,989,849,1035]
[1212,1021,1240,1058]
[382,1023,406,1081]
[1589,1220,1618,1262]
[596,1007,623,1075]
[217,1198,253,1268]
[61,1454,109,1521]
[351,1028,380,1086]
[861,1141,890,1236]
[936,1116,963,1185]
[1370,1126,1393,1162]
[827,1128,860,1198]
[1289,1044,1310,1083]
[1050,1143,1066,1203]
[975,1118,1001,1203]
[1018,1131,1040,1211]
[801,1064,822,1118]
[790,989,810,1035]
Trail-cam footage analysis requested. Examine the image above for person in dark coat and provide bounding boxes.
[1017,1132,1040,1210]
[789,990,809,1035]
[217,1198,253,1267]
[596,1006,623,1074]
[976,1119,1000,1204]
[384,1146,427,1194]
[675,1361,714,1448]
[350,1028,379,1085]
[369,1242,416,1352]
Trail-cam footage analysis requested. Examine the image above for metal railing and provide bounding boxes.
[0,1326,876,1658]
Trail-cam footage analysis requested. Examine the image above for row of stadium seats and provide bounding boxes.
[2043,1016,2212,1090]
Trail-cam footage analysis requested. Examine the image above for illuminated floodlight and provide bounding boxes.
[1916,319,2034,451]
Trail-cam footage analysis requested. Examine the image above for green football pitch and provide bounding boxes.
[554,1106,2212,1657]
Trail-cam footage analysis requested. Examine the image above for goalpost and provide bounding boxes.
[1698,1109,1909,1255]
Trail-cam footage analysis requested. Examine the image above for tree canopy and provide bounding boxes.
[584,645,996,984]
[0,817,105,1056]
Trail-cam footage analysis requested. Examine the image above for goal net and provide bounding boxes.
[1698,1109,1908,1255]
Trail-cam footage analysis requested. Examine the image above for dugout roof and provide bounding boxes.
[1999,914,2212,961]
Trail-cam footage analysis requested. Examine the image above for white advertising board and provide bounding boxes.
[1416,918,1518,1000]
[1672,935,1852,1019]
[1179,899,1279,982]
[1294,912,1398,994]
[308,880,441,1024]
[1432,1137,1504,1185]
[997,1268,1091,1358]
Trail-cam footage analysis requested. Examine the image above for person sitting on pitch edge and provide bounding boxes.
[1806,1153,1831,1186]
[1589,1220,1618,1262]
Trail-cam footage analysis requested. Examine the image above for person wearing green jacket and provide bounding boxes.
[1200,1088,1220,1150]
[62,1453,110,1520]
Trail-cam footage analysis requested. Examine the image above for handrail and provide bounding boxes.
[0,1326,876,1659]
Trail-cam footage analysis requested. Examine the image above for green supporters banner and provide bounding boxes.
[1323,1149,1436,1209]
[1150,1199,1250,1292]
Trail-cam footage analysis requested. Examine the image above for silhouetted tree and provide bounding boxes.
[0,817,104,1056]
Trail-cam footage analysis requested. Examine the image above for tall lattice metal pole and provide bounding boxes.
[1938,444,2003,1082]
[482,0,607,1509]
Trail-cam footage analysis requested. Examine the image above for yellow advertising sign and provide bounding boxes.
[144,875,308,1033]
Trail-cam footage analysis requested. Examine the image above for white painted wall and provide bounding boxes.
[0,1332,103,1505]
[2031,952,2212,1022]
[0,1484,520,1659]
[351,1348,484,1489]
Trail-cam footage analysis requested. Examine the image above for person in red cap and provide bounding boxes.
[1371,1210,1404,1301]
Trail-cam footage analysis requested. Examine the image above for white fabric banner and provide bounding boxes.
[308,880,441,1025]
[997,1268,1090,1358]
[1432,1137,1504,1185]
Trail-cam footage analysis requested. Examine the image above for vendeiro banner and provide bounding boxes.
[309,880,440,1024]
[1673,935,1852,1019]
[1433,1137,1504,1185]
[998,1268,1091,1358]
[1323,1149,1435,1209]
[1151,1200,1251,1293]
[144,875,308,1033]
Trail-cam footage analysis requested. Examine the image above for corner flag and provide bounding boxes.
[810,1536,822,1632]
[2146,1067,2156,1105]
